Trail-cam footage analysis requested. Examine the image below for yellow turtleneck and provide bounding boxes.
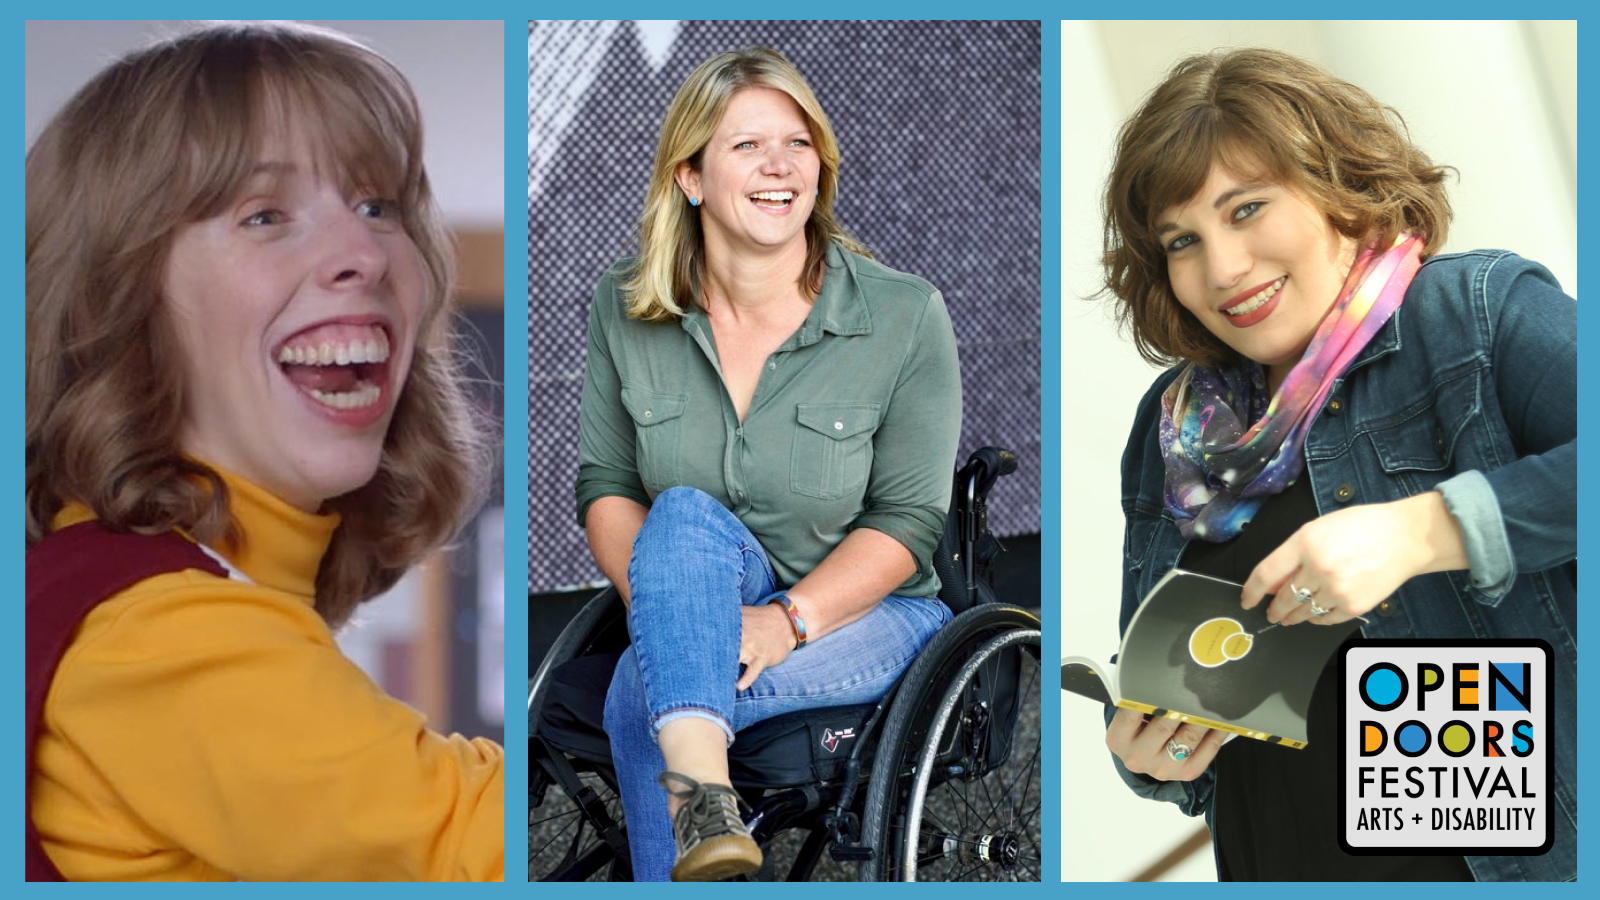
[31,468,505,881]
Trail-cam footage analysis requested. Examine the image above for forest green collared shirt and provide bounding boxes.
[576,243,962,598]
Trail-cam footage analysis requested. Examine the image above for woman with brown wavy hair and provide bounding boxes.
[1099,49,1573,881]
[25,22,501,880]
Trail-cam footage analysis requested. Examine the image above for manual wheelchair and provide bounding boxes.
[528,447,1041,881]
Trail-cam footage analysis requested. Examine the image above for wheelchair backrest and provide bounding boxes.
[932,447,1017,615]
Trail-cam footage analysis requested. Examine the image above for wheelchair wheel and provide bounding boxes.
[528,759,628,881]
[858,604,1042,881]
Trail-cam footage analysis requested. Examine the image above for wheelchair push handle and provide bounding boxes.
[968,447,1018,485]
[959,447,1019,598]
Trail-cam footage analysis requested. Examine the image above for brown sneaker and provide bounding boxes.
[659,771,762,881]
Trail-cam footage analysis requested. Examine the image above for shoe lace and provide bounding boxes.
[659,771,747,844]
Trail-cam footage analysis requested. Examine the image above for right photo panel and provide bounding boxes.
[1060,20,1576,882]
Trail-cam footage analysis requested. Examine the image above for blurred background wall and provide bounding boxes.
[1059,20,1576,882]
[25,20,507,740]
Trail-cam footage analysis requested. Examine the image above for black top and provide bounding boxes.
[1179,476,1473,882]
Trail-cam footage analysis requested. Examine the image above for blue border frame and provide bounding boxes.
[15,8,1589,889]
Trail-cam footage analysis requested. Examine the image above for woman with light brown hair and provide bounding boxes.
[25,22,502,880]
[578,47,962,880]
[1100,48,1574,881]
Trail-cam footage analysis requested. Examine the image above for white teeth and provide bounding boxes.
[307,381,382,410]
[276,329,392,366]
[750,190,794,202]
[1225,277,1286,317]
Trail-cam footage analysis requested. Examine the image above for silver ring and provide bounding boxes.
[1290,582,1316,605]
[1309,599,1333,617]
[1166,739,1192,762]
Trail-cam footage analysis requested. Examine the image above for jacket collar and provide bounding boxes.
[1334,302,1405,393]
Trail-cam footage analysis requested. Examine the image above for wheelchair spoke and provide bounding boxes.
[528,768,625,882]
[529,806,584,829]
[1017,798,1043,835]
[996,742,1040,824]
[951,859,987,881]
[938,776,991,829]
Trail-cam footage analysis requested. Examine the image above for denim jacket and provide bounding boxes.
[1113,251,1577,882]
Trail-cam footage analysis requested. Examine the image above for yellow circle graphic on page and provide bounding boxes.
[1190,617,1254,668]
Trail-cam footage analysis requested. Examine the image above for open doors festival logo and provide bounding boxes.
[1338,641,1552,855]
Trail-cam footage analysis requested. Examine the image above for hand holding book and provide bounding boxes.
[1061,569,1361,748]
[1105,707,1228,783]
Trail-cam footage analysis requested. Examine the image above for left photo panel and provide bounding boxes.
[24,20,507,880]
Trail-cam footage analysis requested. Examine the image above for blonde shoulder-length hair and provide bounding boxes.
[25,21,492,626]
[623,46,867,322]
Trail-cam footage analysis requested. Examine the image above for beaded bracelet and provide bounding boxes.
[770,593,808,649]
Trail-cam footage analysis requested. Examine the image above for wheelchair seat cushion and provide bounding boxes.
[538,652,878,790]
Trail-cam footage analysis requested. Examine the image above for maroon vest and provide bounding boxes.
[25,523,226,881]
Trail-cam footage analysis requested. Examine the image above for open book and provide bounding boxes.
[1061,568,1359,749]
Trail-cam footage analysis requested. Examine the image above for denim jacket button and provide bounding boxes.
[1327,396,1344,416]
[1334,483,1355,502]
[1378,598,1397,617]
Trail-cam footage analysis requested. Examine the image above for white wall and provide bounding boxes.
[24,20,505,228]
[1058,19,1576,882]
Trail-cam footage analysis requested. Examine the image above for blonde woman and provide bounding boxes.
[578,47,962,881]
[26,23,502,880]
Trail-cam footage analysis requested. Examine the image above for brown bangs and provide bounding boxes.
[171,26,427,225]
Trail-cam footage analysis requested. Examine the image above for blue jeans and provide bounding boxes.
[602,487,951,882]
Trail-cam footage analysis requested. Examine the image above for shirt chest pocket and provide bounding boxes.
[622,386,687,493]
[791,403,882,500]
[1365,370,1484,491]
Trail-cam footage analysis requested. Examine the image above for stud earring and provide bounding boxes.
[689,197,701,207]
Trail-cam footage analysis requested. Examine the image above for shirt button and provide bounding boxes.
[1326,396,1344,416]
[1334,483,1355,503]
[1377,598,1398,617]
[643,410,653,419]
[834,421,844,430]
[735,427,743,437]
[768,361,776,370]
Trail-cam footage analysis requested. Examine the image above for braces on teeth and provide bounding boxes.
[1226,277,1286,316]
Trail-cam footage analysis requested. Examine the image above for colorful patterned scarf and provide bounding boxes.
[1160,232,1424,541]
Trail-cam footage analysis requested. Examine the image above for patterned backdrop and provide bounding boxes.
[528,20,1041,593]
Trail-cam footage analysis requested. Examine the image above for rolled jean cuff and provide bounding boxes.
[651,706,736,747]
[1435,470,1515,600]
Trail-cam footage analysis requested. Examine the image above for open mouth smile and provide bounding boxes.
[749,189,797,211]
[1220,276,1287,327]
[274,321,392,418]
